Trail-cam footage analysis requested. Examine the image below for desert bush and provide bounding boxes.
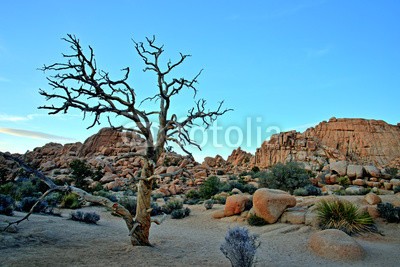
[60,193,81,209]
[95,190,118,202]
[13,180,43,200]
[385,167,399,179]
[220,181,244,193]
[251,166,260,173]
[185,198,201,205]
[258,162,311,194]
[69,159,103,191]
[393,186,400,194]
[162,199,183,214]
[212,195,227,205]
[170,207,191,219]
[43,192,63,207]
[338,176,351,187]
[316,199,377,235]
[199,176,221,199]
[150,202,164,216]
[0,182,15,196]
[377,202,400,223]
[185,189,201,200]
[305,185,322,196]
[204,199,214,210]
[243,184,257,195]
[70,210,100,224]
[17,197,49,213]
[220,226,260,267]
[0,194,14,216]
[247,214,267,226]
[118,196,137,215]
[293,188,309,196]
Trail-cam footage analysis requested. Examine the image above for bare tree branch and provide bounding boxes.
[35,34,231,246]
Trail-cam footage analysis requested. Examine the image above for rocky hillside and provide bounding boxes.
[255,117,400,170]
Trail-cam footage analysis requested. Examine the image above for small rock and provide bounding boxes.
[364,193,381,205]
[212,210,226,219]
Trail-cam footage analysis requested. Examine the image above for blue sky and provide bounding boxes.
[1,0,399,161]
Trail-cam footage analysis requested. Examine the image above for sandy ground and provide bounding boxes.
[1,204,400,267]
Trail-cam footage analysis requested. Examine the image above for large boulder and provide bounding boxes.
[347,165,364,179]
[330,161,348,176]
[252,188,296,223]
[309,229,364,261]
[364,165,381,177]
[224,195,251,217]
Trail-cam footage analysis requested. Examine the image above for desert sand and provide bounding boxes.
[1,204,399,267]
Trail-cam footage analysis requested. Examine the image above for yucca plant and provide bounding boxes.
[316,199,377,235]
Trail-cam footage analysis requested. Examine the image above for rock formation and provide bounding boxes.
[255,118,400,169]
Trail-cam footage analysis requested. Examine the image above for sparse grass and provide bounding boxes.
[316,199,377,235]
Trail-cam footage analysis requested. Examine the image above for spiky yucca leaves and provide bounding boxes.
[316,199,377,235]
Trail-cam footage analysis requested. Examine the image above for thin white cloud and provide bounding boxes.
[0,114,29,122]
[0,76,10,82]
[0,113,81,122]
[307,45,332,58]
[0,127,76,141]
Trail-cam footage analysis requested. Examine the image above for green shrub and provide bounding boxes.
[185,189,201,200]
[70,210,100,224]
[258,162,311,194]
[385,167,399,179]
[162,199,183,214]
[199,176,221,199]
[243,184,257,195]
[333,189,346,196]
[316,200,377,235]
[305,185,322,196]
[377,202,400,223]
[338,176,351,187]
[171,207,191,219]
[0,194,14,216]
[220,181,244,193]
[69,159,103,191]
[0,182,15,196]
[393,186,400,194]
[95,190,118,202]
[118,196,137,215]
[247,214,267,226]
[17,197,49,213]
[293,188,309,196]
[150,202,163,216]
[212,195,227,204]
[61,193,81,209]
[13,180,42,200]
[204,199,214,210]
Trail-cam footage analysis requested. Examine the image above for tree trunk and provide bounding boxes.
[130,159,154,246]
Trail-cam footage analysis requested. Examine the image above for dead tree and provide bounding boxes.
[36,34,230,246]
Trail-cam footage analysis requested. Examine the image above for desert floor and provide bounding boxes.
[1,204,400,267]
